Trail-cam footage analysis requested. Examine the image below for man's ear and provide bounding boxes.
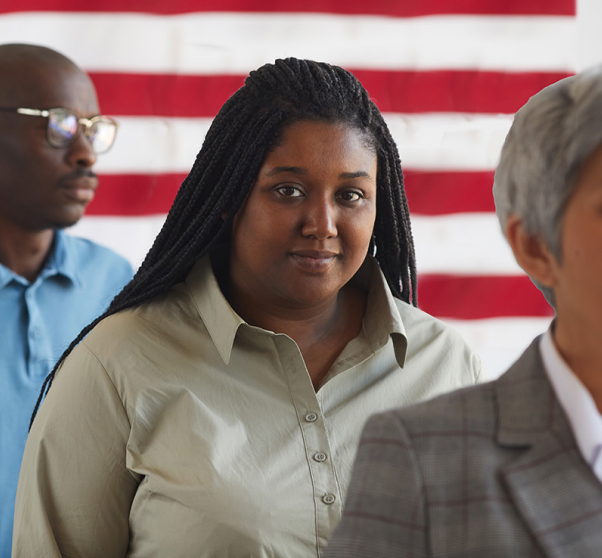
[505,214,558,288]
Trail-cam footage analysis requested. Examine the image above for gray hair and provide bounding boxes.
[493,66,602,306]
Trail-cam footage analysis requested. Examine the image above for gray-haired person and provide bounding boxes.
[324,66,602,557]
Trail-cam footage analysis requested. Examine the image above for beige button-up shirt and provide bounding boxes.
[14,256,481,558]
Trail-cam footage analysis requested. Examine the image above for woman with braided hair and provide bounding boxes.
[14,58,481,558]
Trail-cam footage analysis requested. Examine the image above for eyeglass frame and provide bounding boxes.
[0,106,119,154]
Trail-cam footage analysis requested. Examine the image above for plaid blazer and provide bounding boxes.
[325,338,602,557]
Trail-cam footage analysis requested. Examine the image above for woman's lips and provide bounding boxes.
[289,251,338,272]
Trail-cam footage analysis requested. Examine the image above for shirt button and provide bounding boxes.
[305,412,318,422]
[314,452,327,462]
[322,494,336,505]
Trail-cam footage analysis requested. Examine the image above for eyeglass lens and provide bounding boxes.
[47,109,78,148]
[47,108,117,154]
[88,118,117,154]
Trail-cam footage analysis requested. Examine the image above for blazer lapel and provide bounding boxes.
[496,339,602,557]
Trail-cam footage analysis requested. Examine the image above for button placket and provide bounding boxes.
[23,283,52,375]
[24,286,40,367]
[275,335,340,546]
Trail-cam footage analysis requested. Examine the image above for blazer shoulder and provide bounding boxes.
[387,336,547,438]
[386,379,498,436]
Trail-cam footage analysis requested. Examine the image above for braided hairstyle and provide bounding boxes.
[31,57,417,427]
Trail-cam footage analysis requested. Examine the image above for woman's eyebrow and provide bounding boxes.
[340,171,372,179]
[265,168,372,179]
[265,166,307,176]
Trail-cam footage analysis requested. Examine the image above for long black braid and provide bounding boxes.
[30,57,417,428]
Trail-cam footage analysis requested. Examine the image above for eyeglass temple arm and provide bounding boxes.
[16,108,49,117]
[14,108,98,128]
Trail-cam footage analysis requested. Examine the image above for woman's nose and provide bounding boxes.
[301,198,338,239]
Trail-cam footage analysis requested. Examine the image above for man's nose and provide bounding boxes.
[66,131,97,168]
[301,197,338,239]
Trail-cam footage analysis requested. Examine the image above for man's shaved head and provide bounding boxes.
[0,43,76,66]
[0,44,96,108]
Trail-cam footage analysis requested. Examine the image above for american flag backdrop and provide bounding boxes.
[0,1,583,377]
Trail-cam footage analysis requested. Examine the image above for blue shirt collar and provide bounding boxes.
[0,263,13,289]
[43,230,82,286]
[0,230,82,289]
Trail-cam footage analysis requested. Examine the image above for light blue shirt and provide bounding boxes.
[0,230,133,557]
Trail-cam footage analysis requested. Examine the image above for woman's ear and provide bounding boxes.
[505,214,558,288]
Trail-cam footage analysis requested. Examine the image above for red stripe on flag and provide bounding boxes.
[404,170,495,215]
[91,74,245,118]
[418,275,555,319]
[0,0,576,16]
[355,70,572,115]
[90,174,184,216]
[90,172,496,216]
[90,70,572,118]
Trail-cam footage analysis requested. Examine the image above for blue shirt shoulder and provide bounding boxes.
[0,230,133,557]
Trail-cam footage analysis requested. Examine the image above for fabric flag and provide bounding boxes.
[0,1,576,376]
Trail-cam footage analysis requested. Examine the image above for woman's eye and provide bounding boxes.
[339,191,363,202]
[275,185,303,197]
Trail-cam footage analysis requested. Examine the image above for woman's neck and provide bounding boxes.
[229,281,367,389]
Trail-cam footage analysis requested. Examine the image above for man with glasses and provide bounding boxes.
[0,43,132,556]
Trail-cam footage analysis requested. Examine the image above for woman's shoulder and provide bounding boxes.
[393,297,457,336]
[82,282,204,358]
[393,298,483,383]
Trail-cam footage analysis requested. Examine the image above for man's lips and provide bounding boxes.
[60,173,98,203]
[290,250,339,272]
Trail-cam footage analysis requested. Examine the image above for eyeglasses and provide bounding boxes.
[0,106,118,154]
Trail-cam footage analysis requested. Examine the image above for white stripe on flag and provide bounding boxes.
[95,113,514,174]
[411,214,521,275]
[69,216,166,269]
[0,13,577,73]
[445,317,552,378]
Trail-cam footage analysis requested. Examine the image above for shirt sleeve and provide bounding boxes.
[324,411,429,558]
[12,342,140,558]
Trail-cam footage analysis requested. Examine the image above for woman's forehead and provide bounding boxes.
[260,120,377,173]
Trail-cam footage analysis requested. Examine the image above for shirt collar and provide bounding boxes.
[352,257,407,367]
[185,255,408,368]
[0,260,14,289]
[0,230,81,289]
[540,326,602,478]
[43,230,82,286]
[185,255,244,365]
